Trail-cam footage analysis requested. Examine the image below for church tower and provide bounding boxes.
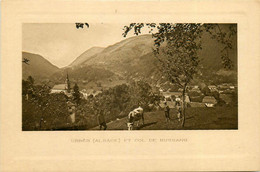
[65,72,71,93]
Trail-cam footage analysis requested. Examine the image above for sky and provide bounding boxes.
[23,23,147,68]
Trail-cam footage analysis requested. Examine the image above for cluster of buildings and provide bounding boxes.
[50,71,236,109]
[160,83,237,108]
[80,89,102,99]
[50,73,103,100]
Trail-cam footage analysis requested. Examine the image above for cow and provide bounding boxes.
[127,106,144,130]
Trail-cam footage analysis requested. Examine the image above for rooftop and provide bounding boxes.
[52,84,66,90]
[202,96,217,104]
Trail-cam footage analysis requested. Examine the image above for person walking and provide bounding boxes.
[164,101,170,122]
[97,110,107,130]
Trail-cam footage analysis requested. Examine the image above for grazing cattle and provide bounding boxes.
[127,107,144,130]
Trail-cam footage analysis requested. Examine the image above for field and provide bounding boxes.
[92,107,238,130]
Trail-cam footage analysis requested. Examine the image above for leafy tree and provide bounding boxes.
[122,23,237,127]
[27,76,34,86]
[22,82,68,130]
[22,79,29,95]
[76,82,158,129]
[22,76,35,99]
[73,83,81,105]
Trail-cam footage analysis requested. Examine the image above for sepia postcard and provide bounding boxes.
[22,23,238,131]
[1,0,260,171]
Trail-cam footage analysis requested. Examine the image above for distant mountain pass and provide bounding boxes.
[70,33,237,85]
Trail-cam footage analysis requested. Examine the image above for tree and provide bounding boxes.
[23,76,35,99]
[22,79,29,95]
[122,23,237,127]
[27,76,34,86]
[73,83,81,105]
[22,85,68,130]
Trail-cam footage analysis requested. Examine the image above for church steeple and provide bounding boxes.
[65,72,70,93]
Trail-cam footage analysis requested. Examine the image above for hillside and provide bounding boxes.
[69,47,105,67]
[22,52,60,82]
[81,33,237,70]
[198,30,237,71]
[49,26,237,89]
[50,65,125,89]
[51,35,157,89]
[68,32,237,86]
[83,35,155,75]
[91,107,238,130]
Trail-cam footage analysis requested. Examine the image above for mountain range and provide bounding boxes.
[22,32,237,88]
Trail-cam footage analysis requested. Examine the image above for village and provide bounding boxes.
[159,83,237,108]
[47,71,237,127]
[78,82,237,108]
[50,73,237,109]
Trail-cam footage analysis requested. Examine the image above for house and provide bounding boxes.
[218,84,230,90]
[178,88,184,92]
[50,84,68,94]
[229,86,235,89]
[189,95,203,102]
[202,96,217,107]
[222,89,235,94]
[190,85,201,93]
[81,89,94,98]
[50,73,71,94]
[170,92,183,97]
[208,85,218,92]
[162,91,182,101]
[83,89,102,98]
[80,89,88,99]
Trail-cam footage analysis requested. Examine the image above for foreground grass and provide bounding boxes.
[92,107,238,130]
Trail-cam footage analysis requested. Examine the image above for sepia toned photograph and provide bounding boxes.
[22,23,238,131]
[2,0,260,171]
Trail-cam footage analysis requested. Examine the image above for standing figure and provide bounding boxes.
[97,110,107,130]
[164,102,170,122]
[127,111,135,130]
[175,96,182,121]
